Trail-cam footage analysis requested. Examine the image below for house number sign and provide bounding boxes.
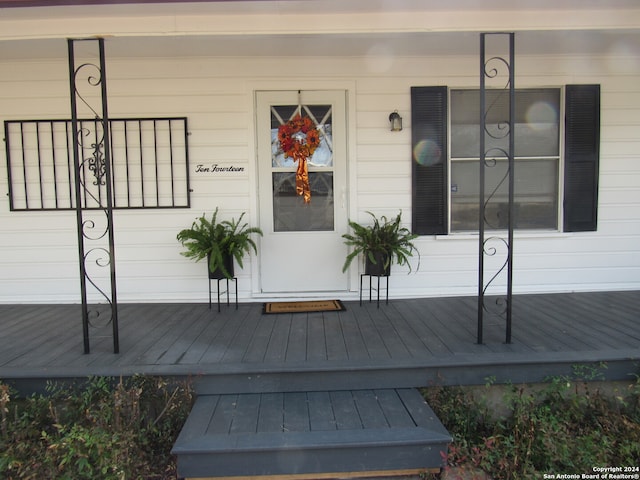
[195,163,245,173]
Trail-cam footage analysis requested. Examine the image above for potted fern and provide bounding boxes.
[341,211,419,276]
[177,208,263,279]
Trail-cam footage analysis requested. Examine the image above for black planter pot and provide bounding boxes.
[208,254,235,279]
[365,251,390,277]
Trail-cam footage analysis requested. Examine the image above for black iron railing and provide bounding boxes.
[5,117,190,211]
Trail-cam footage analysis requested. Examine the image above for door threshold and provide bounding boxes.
[252,291,358,302]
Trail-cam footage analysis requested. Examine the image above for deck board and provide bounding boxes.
[307,313,328,362]
[383,303,436,358]
[159,308,214,364]
[221,307,260,364]
[389,299,453,356]
[257,393,284,433]
[353,390,388,429]
[324,314,349,361]
[242,314,275,363]
[375,389,415,428]
[513,295,592,351]
[330,391,363,430]
[210,394,236,433]
[307,391,336,431]
[417,297,483,354]
[533,295,618,349]
[284,392,310,432]
[231,393,261,434]
[264,315,290,363]
[355,306,391,360]
[199,313,243,364]
[180,395,219,443]
[366,305,412,359]
[120,304,196,365]
[286,316,308,362]
[337,308,369,361]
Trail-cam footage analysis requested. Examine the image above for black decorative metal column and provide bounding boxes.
[68,38,119,354]
[477,33,515,345]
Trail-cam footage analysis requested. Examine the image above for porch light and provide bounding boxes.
[389,110,402,131]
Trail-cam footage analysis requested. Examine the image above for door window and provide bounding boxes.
[270,104,335,232]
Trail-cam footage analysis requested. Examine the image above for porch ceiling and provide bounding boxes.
[1,29,639,60]
[0,0,639,59]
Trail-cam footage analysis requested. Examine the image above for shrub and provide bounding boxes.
[0,376,193,480]
[423,368,640,479]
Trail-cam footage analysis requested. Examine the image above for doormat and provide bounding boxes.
[262,300,346,314]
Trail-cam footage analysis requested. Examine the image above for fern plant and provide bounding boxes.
[177,208,263,279]
[341,211,419,274]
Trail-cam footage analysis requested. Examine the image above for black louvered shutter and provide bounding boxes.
[564,84,600,232]
[411,86,448,235]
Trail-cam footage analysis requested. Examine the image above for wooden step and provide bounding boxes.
[172,388,451,479]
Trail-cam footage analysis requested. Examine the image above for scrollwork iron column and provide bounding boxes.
[68,38,119,354]
[477,33,515,345]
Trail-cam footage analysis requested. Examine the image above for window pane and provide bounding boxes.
[451,89,560,158]
[451,159,558,231]
[273,172,334,232]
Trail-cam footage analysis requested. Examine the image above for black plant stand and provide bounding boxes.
[360,273,389,308]
[209,277,238,312]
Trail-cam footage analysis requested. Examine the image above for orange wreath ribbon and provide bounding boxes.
[293,152,311,203]
[277,114,320,204]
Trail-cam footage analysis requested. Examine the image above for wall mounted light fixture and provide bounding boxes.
[389,110,403,131]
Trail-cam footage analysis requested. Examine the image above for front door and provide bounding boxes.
[256,90,349,294]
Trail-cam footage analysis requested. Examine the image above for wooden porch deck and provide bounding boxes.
[1,290,639,394]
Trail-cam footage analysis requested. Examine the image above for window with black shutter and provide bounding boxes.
[411,84,600,234]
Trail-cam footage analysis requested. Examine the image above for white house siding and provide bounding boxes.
[1,43,639,303]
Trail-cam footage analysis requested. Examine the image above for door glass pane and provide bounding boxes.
[273,172,334,232]
[271,105,333,167]
[270,104,335,232]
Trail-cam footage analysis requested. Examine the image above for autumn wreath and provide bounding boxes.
[277,114,320,203]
